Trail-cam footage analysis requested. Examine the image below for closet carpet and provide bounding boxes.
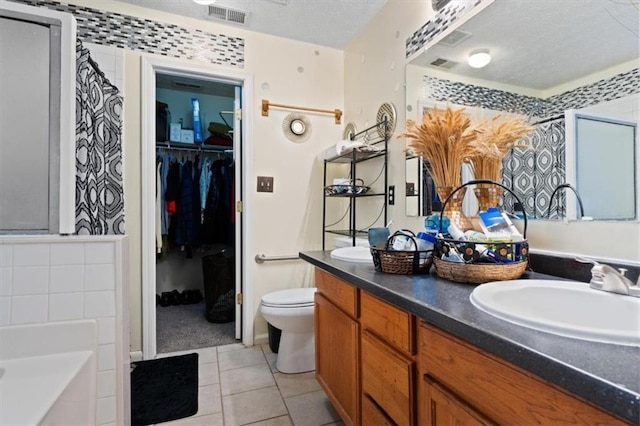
[157,301,237,354]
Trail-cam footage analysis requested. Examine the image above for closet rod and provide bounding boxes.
[261,99,343,124]
[156,141,233,154]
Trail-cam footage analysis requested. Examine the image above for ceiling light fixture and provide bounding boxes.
[193,0,216,5]
[468,49,491,68]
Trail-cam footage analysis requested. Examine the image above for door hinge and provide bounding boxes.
[236,293,243,304]
[235,108,242,120]
[236,200,243,212]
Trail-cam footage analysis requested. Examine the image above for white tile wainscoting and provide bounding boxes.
[0,235,130,426]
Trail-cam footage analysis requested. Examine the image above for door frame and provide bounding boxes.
[141,56,254,359]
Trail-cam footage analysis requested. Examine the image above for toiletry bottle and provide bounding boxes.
[416,232,435,262]
[425,214,450,232]
[447,224,466,241]
[416,232,435,251]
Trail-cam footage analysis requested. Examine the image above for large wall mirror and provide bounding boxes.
[405,0,639,221]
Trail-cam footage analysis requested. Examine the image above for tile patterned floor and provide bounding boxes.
[158,343,343,426]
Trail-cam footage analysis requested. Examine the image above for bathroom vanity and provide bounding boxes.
[302,251,639,425]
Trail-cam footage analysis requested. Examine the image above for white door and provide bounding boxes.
[233,86,242,340]
[141,57,253,360]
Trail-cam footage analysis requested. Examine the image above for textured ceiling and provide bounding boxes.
[410,0,640,91]
[115,0,387,49]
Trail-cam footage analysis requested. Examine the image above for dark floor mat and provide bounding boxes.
[131,353,199,425]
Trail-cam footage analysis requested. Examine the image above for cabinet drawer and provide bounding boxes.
[362,394,395,426]
[315,269,358,318]
[361,291,414,355]
[418,322,624,425]
[362,330,414,425]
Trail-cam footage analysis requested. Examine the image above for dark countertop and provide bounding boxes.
[300,250,640,424]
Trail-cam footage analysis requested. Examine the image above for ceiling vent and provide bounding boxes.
[208,5,248,25]
[430,58,457,69]
[438,29,472,47]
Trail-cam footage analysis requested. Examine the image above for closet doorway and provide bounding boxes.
[141,57,254,360]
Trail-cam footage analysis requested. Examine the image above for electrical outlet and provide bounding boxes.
[388,185,395,205]
[257,176,274,193]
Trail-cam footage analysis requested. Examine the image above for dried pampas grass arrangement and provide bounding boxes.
[467,115,534,182]
[400,105,478,189]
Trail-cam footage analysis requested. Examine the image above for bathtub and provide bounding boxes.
[0,320,97,425]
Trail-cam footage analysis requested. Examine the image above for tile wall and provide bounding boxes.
[0,236,129,426]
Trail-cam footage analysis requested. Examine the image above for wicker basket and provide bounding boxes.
[371,230,433,275]
[433,257,528,284]
[433,180,530,284]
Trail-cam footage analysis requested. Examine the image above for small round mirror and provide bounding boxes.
[290,119,306,135]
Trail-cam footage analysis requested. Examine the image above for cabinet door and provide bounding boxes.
[423,376,495,426]
[315,293,359,426]
[418,322,625,425]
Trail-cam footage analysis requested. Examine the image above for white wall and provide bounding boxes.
[347,0,640,264]
[344,0,431,235]
[0,236,130,426]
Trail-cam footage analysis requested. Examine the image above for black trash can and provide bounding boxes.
[202,249,235,323]
[268,323,282,353]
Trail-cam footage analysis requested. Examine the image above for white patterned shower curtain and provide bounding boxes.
[502,120,566,219]
[75,40,125,235]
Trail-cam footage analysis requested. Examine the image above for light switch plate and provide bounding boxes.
[257,176,274,192]
[388,185,395,205]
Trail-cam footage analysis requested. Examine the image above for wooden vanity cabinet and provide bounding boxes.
[314,267,625,426]
[417,321,626,425]
[315,269,360,426]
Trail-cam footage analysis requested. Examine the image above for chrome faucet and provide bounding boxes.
[576,257,640,297]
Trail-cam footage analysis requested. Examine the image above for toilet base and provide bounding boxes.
[275,331,315,374]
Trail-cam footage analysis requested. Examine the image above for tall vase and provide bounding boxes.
[436,186,473,231]
[473,184,503,213]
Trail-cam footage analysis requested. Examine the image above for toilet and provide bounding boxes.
[259,287,317,374]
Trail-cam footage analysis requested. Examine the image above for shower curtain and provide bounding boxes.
[502,119,566,219]
[75,40,125,235]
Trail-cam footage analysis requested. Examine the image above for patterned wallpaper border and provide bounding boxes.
[546,68,640,116]
[421,68,640,119]
[7,0,245,68]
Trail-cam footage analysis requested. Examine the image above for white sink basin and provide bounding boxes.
[470,279,640,346]
[330,246,373,264]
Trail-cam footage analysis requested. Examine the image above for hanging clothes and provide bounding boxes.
[200,158,212,218]
[203,158,234,245]
[176,160,196,255]
[190,156,202,250]
[156,159,163,254]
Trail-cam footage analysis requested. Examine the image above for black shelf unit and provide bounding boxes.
[322,120,388,250]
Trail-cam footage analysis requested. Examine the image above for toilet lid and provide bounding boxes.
[261,287,317,307]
